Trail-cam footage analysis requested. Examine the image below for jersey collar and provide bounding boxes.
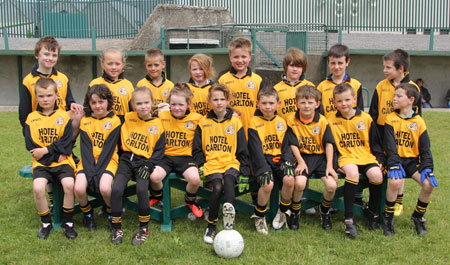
[295,109,320,124]
[145,71,167,87]
[206,107,233,122]
[85,111,115,119]
[102,71,125,83]
[335,108,362,119]
[281,73,305,86]
[31,63,58,77]
[36,103,58,116]
[393,109,419,119]
[188,78,213,88]
[254,108,277,121]
[170,109,191,120]
[230,67,252,79]
[327,72,351,84]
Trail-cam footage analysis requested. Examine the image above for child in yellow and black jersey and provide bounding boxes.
[327,83,385,239]
[274,47,315,121]
[382,83,436,237]
[247,87,294,235]
[74,84,121,232]
[283,85,337,231]
[317,44,364,119]
[153,83,203,219]
[218,37,264,138]
[187,54,216,115]
[110,86,165,245]
[89,48,134,121]
[193,83,250,244]
[24,78,77,239]
[136,48,174,114]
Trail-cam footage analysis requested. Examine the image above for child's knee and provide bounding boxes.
[422,180,434,194]
[187,175,201,187]
[283,176,295,188]
[99,184,111,197]
[325,180,337,193]
[33,183,46,197]
[388,178,402,190]
[294,176,307,190]
[261,181,274,193]
[62,179,75,194]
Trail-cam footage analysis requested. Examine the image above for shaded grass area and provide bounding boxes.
[0,111,449,265]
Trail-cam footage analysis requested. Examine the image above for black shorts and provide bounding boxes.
[357,163,380,175]
[265,155,285,180]
[159,155,197,176]
[33,164,75,182]
[206,168,240,184]
[298,154,328,178]
[116,158,139,182]
[400,157,420,177]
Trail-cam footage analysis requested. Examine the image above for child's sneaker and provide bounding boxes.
[344,218,358,239]
[365,206,381,230]
[131,227,149,245]
[394,203,404,216]
[320,210,332,230]
[272,208,290,230]
[383,215,395,236]
[37,223,53,239]
[288,212,300,230]
[83,214,96,231]
[111,229,123,244]
[251,214,268,235]
[62,222,77,239]
[203,226,216,244]
[411,216,428,236]
[186,199,203,218]
[149,199,163,208]
[222,203,235,230]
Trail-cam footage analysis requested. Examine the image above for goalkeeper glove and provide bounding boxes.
[137,162,154,180]
[257,171,273,186]
[387,163,406,179]
[280,161,295,177]
[238,175,249,193]
[420,169,438,187]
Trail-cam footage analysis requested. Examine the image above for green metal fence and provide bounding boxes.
[0,0,174,38]
[188,0,450,33]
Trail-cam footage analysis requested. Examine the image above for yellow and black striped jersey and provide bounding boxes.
[136,72,174,110]
[159,110,202,156]
[120,112,165,160]
[286,110,335,155]
[248,109,293,177]
[20,64,75,128]
[369,73,421,126]
[274,74,315,121]
[24,106,76,171]
[384,111,432,171]
[193,108,250,176]
[218,67,263,138]
[187,79,213,116]
[89,72,134,117]
[78,112,121,179]
[317,74,364,119]
[327,109,384,167]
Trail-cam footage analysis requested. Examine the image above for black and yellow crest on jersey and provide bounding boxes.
[327,110,384,167]
[159,110,202,156]
[218,67,263,137]
[136,72,174,109]
[317,74,363,119]
[121,112,164,159]
[25,107,76,170]
[187,80,213,116]
[89,72,134,116]
[274,74,315,121]
[287,110,334,155]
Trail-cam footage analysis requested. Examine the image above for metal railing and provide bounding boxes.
[0,0,174,38]
[188,0,450,33]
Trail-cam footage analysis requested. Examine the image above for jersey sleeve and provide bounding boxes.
[383,122,401,166]
[192,126,205,167]
[236,126,250,176]
[322,125,335,146]
[369,119,385,165]
[46,119,73,156]
[149,132,165,164]
[280,130,294,164]
[356,85,364,110]
[80,130,96,177]
[19,84,32,130]
[248,127,271,177]
[368,88,379,122]
[65,82,76,110]
[418,130,433,172]
[286,126,299,148]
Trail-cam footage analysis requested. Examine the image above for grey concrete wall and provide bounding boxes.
[1,53,449,107]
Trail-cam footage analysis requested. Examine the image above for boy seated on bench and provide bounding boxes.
[327,83,385,239]
[284,85,338,231]
[24,77,77,239]
[383,83,437,236]
[248,87,294,235]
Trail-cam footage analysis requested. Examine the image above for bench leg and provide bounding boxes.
[52,182,63,229]
[161,176,172,232]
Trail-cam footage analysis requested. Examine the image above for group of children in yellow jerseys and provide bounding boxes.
[21,35,437,245]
